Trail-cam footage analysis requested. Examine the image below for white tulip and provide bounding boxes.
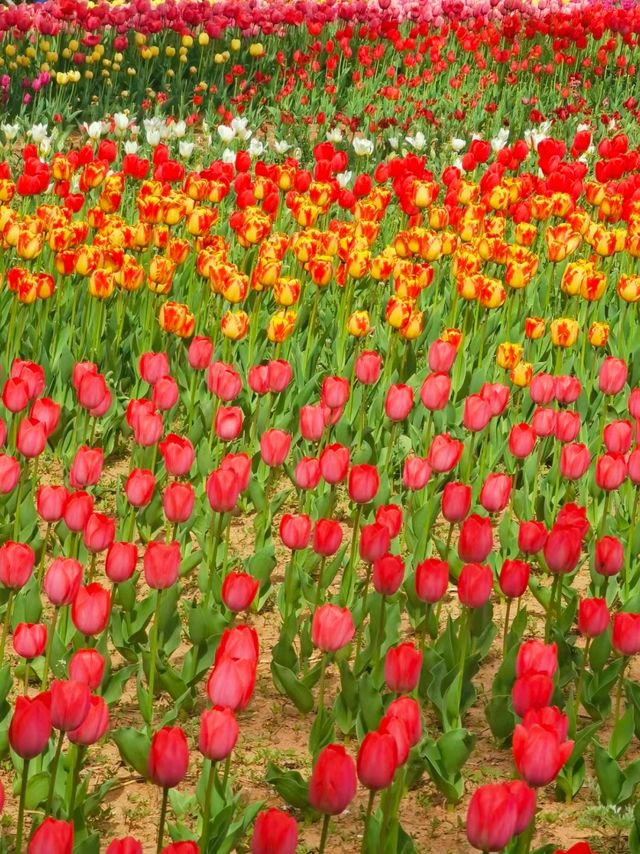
[326,128,343,143]
[222,147,236,164]
[230,116,251,140]
[405,131,426,151]
[387,136,399,150]
[353,138,374,156]
[179,140,195,159]
[248,138,264,157]
[336,171,352,188]
[84,121,105,140]
[273,140,291,154]
[124,140,139,154]
[29,123,48,143]
[146,129,161,146]
[113,112,129,132]
[172,120,187,139]
[217,125,235,144]
[491,128,510,152]
[451,138,466,152]
[1,123,20,141]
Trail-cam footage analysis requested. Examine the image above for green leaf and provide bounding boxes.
[25,771,50,809]
[112,727,151,778]
[271,662,314,713]
[264,762,310,812]
[593,743,624,804]
[609,706,635,760]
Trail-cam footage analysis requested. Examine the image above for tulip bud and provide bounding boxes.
[357,731,398,790]
[312,604,355,652]
[577,598,609,638]
[143,541,181,589]
[251,809,298,854]
[198,707,238,762]
[308,744,357,815]
[28,818,74,854]
[372,553,405,595]
[458,515,493,563]
[384,642,422,693]
[148,726,189,788]
[221,572,259,613]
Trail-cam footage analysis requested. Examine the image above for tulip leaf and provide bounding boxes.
[112,726,150,778]
[609,706,635,760]
[594,743,624,804]
[25,771,49,809]
[308,706,335,759]
[271,662,314,713]
[264,762,310,812]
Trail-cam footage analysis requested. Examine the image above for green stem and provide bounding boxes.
[0,590,15,663]
[316,654,328,712]
[205,513,223,603]
[613,658,628,727]
[147,589,164,713]
[502,598,512,658]
[67,745,85,819]
[573,637,591,731]
[37,523,52,586]
[361,789,376,854]
[318,814,331,854]
[314,557,327,609]
[157,787,169,854]
[221,752,232,790]
[544,574,560,644]
[46,730,65,815]
[15,758,30,854]
[354,562,372,668]
[42,606,59,691]
[200,760,216,852]
[340,504,362,605]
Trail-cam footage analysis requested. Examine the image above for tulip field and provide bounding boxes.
[3,1,640,853]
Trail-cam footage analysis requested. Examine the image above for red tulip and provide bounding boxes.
[378,714,410,765]
[132,410,163,447]
[2,377,30,412]
[462,394,491,432]
[348,464,379,504]
[518,520,547,554]
[152,375,179,411]
[532,407,556,438]
[372,553,405,595]
[512,674,555,718]
[466,783,518,852]
[428,433,463,472]
[0,541,35,588]
[428,339,456,373]
[30,398,60,437]
[357,730,398,790]
[16,417,47,457]
[215,406,244,441]
[28,818,73,854]
[125,468,156,507]
[322,376,350,410]
[415,558,449,603]
[507,779,537,836]
[260,429,291,467]
[148,726,189,788]
[299,405,326,442]
[64,490,94,532]
[499,560,530,599]
[309,744,357,814]
[207,656,256,711]
[612,612,640,656]
[457,563,493,609]
[143,541,181,589]
[595,536,624,577]
[513,716,573,787]
[215,625,259,666]
[312,519,343,556]
[105,542,137,583]
[187,336,213,370]
[560,443,590,480]
[554,376,581,405]
[198,707,238,761]
[402,455,431,490]
[105,838,143,854]
[280,513,312,550]
[36,486,69,522]
[0,454,21,492]
[441,481,471,523]
[50,678,91,731]
[529,373,555,405]
[319,443,349,483]
[312,604,355,652]
[9,693,51,758]
[83,512,115,553]
[359,522,390,563]
[479,383,509,416]
[220,453,251,492]
[386,696,422,746]
[374,504,402,540]
[13,623,47,659]
[71,583,111,635]
[139,352,170,385]
[69,446,103,488]
[458,515,493,563]
[44,557,83,606]
[355,351,382,384]
[251,808,298,854]
[208,362,242,401]
[479,473,512,513]
[221,572,259,612]
[508,423,536,458]
[516,640,558,679]
[68,695,109,745]
[604,420,633,454]
[420,372,450,411]
[77,371,109,411]
[599,356,627,395]
[384,641,422,693]
[294,457,321,490]
[267,360,292,393]
[162,482,195,524]
[385,383,414,421]
[206,468,241,513]
[577,598,609,638]
[554,410,581,443]
[69,648,105,689]
[629,449,640,484]
[543,524,582,573]
[595,452,627,491]
[159,434,194,477]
